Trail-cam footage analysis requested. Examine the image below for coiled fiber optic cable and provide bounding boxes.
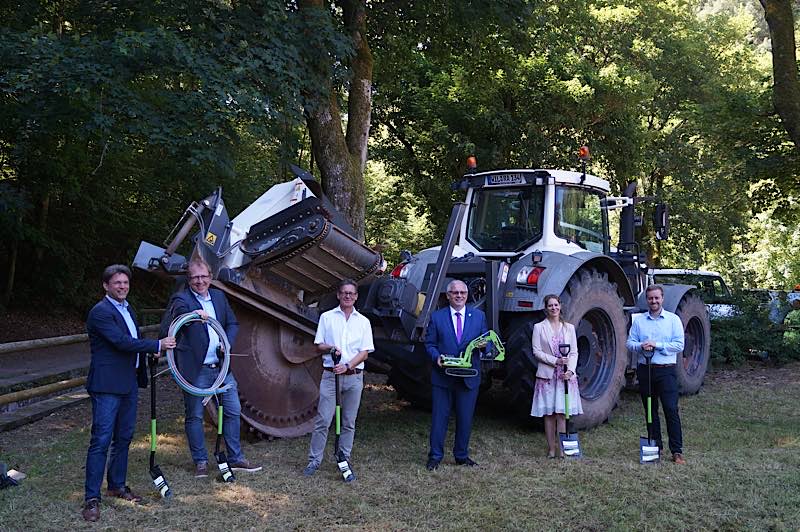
[166,312,232,405]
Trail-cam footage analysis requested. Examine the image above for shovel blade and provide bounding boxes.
[559,432,582,458]
[336,452,355,483]
[639,436,660,464]
[215,451,236,483]
[150,465,173,499]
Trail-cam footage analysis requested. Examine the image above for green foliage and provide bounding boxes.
[0,1,352,309]
[1,0,799,316]
[710,292,800,365]
[363,161,436,265]
[370,0,799,268]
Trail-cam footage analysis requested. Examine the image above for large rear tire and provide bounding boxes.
[559,269,628,429]
[674,292,711,394]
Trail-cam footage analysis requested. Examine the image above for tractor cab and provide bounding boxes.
[455,169,612,259]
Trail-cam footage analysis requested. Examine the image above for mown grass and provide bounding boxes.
[1,364,799,531]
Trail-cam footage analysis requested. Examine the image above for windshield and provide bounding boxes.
[466,187,544,251]
[652,274,731,301]
[554,186,607,253]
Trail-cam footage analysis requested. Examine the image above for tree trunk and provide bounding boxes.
[760,0,800,151]
[35,192,50,263]
[3,237,18,305]
[300,0,372,241]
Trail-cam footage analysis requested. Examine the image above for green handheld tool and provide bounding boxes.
[148,354,173,499]
[639,347,660,464]
[331,349,355,482]
[557,343,582,458]
[440,330,505,377]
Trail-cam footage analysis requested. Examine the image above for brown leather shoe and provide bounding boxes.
[195,461,209,478]
[82,498,100,522]
[106,486,142,503]
[671,453,686,465]
[229,459,262,472]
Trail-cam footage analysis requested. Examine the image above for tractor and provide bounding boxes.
[360,155,711,428]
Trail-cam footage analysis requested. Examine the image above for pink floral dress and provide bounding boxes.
[530,326,583,417]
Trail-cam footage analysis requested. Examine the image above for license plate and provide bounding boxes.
[486,173,526,186]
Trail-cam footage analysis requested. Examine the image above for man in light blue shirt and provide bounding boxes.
[627,284,686,464]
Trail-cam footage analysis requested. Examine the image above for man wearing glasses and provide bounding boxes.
[303,279,374,479]
[168,258,261,477]
[425,279,488,471]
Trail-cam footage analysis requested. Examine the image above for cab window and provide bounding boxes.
[466,187,544,251]
[554,186,608,253]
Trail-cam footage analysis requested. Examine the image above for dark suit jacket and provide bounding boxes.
[425,306,488,391]
[86,297,159,394]
[169,287,239,384]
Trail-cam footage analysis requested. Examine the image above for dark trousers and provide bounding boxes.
[85,387,138,500]
[637,364,683,454]
[429,381,479,462]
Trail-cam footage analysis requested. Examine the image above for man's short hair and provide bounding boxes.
[187,257,212,276]
[337,278,358,293]
[446,279,468,292]
[646,284,664,296]
[102,264,132,283]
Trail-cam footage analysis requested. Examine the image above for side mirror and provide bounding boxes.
[654,203,669,241]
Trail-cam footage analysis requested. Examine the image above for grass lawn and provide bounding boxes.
[1,363,798,531]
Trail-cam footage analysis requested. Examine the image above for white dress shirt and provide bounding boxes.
[315,306,374,369]
[450,306,471,340]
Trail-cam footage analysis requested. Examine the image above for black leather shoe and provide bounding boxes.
[426,459,440,471]
[455,457,478,467]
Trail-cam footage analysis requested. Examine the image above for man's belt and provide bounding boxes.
[323,367,362,375]
[203,363,219,369]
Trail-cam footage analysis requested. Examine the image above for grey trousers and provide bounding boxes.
[307,371,364,466]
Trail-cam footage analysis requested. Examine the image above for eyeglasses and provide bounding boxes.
[189,274,211,282]
[339,291,357,297]
[448,291,468,296]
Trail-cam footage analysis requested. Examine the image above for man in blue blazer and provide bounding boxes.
[425,279,488,471]
[82,265,176,522]
[168,258,261,477]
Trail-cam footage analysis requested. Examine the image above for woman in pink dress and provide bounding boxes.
[530,294,583,458]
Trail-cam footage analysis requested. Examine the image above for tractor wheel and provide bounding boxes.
[387,347,433,408]
[674,292,711,394]
[560,269,628,429]
[502,314,541,417]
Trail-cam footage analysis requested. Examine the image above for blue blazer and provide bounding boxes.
[425,306,488,390]
[169,287,239,384]
[86,297,159,394]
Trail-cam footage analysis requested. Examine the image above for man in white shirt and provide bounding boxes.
[303,279,374,479]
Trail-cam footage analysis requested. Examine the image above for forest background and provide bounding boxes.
[1,0,799,361]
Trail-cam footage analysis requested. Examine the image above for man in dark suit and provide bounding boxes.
[424,279,488,471]
[82,265,176,522]
[169,258,261,477]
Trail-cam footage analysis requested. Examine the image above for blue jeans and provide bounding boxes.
[85,388,138,500]
[183,367,243,464]
[638,364,683,454]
